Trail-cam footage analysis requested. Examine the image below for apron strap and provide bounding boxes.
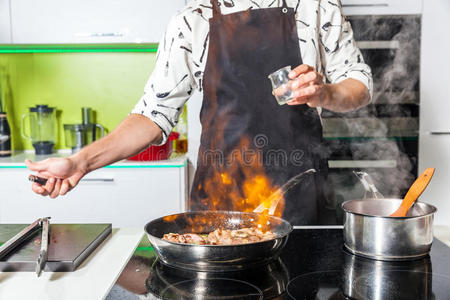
[210,0,222,18]
[281,0,288,8]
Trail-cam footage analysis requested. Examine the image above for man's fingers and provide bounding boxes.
[289,64,314,79]
[50,179,62,199]
[290,71,322,89]
[42,177,55,194]
[60,174,83,196]
[288,95,321,106]
[273,85,289,97]
[60,180,71,196]
[291,84,320,99]
[32,183,46,195]
[287,97,309,106]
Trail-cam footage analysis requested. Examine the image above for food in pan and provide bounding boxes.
[163,227,275,245]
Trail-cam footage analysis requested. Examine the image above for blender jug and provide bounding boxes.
[22,105,57,155]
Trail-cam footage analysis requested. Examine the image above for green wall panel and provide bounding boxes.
[0,52,156,151]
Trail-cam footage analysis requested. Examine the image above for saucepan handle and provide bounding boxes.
[353,171,384,199]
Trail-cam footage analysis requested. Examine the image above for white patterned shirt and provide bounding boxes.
[132,0,373,144]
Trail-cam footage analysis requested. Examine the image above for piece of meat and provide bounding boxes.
[163,233,182,243]
[262,231,275,241]
[183,233,206,245]
[177,234,186,243]
[207,232,219,245]
[248,235,260,243]
[232,229,250,238]
[215,229,234,245]
[231,237,247,245]
[164,227,276,245]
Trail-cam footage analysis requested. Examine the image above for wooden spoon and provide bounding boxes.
[390,168,435,217]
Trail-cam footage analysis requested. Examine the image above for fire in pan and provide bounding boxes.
[145,170,316,272]
[145,211,293,272]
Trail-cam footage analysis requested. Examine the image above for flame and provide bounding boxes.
[163,214,179,222]
[160,137,285,234]
[199,137,285,230]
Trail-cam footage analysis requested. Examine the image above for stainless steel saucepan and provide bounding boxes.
[342,198,437,261]
[145,211,293,272]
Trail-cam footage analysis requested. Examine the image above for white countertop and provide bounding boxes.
[0,228,144,300]
[0,151,187,168]
[435,225,450,247]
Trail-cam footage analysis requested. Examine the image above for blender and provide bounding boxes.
[64,107,104,153]
[21,105,57,155]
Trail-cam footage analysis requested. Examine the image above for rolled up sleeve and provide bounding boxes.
[319,0,373,101]
[131,14,196,145]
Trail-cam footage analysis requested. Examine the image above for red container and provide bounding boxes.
[127,132,179,161]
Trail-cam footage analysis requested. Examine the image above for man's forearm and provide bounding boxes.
[71,114,163,174]
[323,78,370,113]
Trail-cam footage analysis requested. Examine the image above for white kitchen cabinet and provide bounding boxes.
[420,0,450,133]
[419,0,450,226]
[0,158,188,228]
[418,134,450,226]
[0,0,11,43]
[341,0,422,15]
[10,0,186,44]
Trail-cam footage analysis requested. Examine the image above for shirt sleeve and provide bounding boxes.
[318,0,373,101]
[131,13,196,145]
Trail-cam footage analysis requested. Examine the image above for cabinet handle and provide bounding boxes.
[75,32,124,38]
[81,178,115,182]
[430,132,450,135]
[343,3,389,7]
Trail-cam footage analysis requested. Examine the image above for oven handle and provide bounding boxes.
[356,40,400,50]
[80,178,115,183]
[343,3,389,8]
[430,132,450,135]
[328,160,397,169]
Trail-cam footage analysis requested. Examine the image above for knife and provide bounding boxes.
[28,175,48,186]
[36,217,50,277]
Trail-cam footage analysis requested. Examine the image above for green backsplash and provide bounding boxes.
[0,52,156,151]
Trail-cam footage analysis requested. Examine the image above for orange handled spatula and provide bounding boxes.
[390,168,435,217]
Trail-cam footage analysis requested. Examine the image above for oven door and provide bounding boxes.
[321,15,421,224]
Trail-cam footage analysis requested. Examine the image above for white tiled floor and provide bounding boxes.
[435,226,450,247]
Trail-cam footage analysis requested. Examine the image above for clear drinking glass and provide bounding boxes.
[268,66,293,105]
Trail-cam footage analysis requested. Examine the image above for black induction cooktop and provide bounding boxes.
[112,229,450,299]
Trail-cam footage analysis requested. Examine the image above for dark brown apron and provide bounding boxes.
[190,0,333,225]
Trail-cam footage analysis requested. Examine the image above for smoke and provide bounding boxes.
[323,15,421,217]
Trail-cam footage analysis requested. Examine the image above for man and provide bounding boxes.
[26,0,372,225]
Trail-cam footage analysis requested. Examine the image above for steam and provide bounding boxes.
[354,16,421,105]
[324,16,421,209]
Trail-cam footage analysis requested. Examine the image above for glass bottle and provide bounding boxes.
[0,80,11,157]
[172,105,188,157]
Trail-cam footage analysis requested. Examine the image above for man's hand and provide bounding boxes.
[24,114,163,199]
[25,157,87,198]
[286,64,329,107]
[277,64,370,112]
